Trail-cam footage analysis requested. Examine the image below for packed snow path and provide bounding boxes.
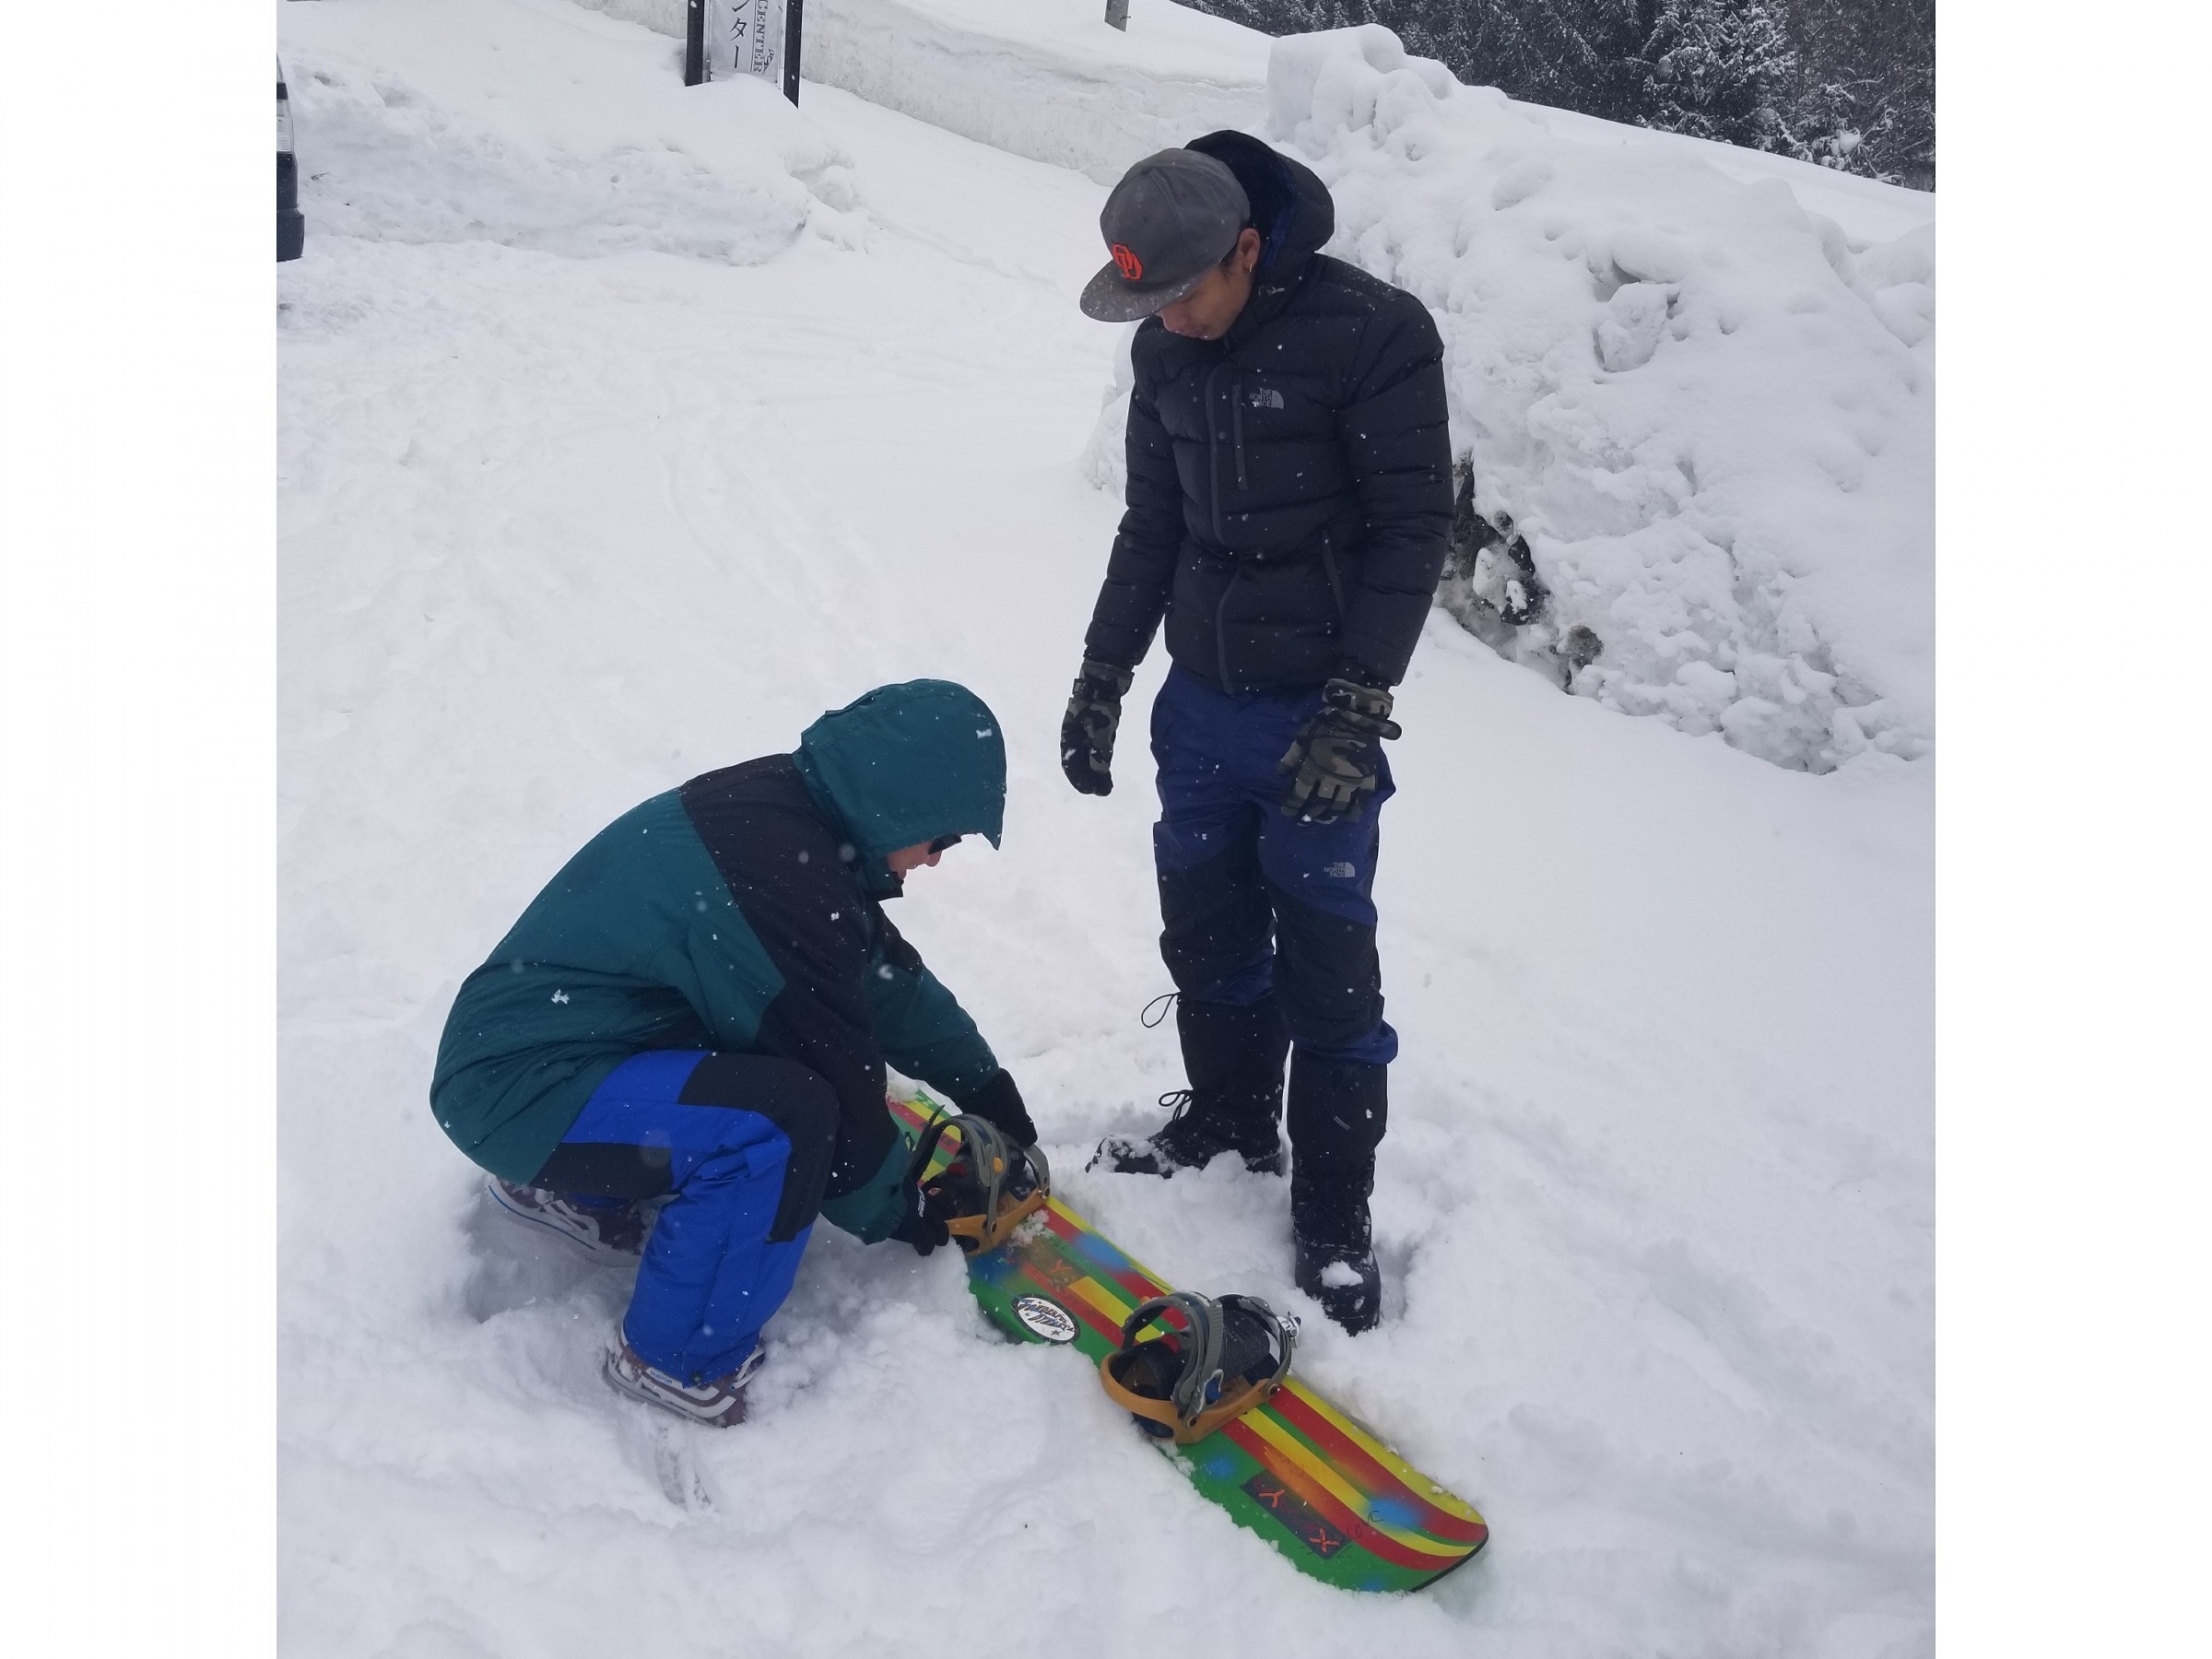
[278,5,1933,1654]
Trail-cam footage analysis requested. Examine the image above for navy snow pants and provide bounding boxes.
[1150,665,1398,1067]
[531,1050,839,1385]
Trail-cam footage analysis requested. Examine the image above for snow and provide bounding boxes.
[581,0,1270,182]
[804,0,1267,183]
[1262,28,1935,773]
[279,2,1931,1654]
[285,0,863,259]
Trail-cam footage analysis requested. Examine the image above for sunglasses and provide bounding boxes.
[928,833,965,854]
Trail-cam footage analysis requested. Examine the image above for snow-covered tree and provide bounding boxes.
[1638,0,1798,153]
[1178,0,1936,188]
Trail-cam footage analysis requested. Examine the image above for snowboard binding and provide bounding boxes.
[1100,1290,1299,1444]
[905,1110,1051,1255]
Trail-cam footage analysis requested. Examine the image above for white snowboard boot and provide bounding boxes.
[486,1177,648,1257]
[603,1339,765,1428]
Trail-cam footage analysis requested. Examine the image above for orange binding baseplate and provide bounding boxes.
[910,1112,1049,1255]
[1099,1291,1298,1445]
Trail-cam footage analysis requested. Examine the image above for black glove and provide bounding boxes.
[1277,677,1402,825]
[1061,659,1135,796]
[888,1184,952,1255]
[959,1069,1037,1147]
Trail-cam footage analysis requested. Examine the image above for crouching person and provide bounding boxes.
[429,680,1037,1425]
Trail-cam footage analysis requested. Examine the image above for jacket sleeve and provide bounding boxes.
[810,912,1002,1245]
[1334,297,1455,685]
[862,912,1002,1100]
[1082,335,1184,670]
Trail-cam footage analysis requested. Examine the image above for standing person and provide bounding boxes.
[432,680,1037,1425]
[1063,135,1453,1335]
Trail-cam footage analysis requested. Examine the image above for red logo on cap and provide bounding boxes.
[1111,242,1144,281]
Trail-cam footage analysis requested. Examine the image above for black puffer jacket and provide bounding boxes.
[1082,132,1454,693]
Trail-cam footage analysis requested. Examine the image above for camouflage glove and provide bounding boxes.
[1277,678,1401,825]
[1060,659,1135,797]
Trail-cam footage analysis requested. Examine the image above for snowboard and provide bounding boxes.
[889,1092,1488,1593]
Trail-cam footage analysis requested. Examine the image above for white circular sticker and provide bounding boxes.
[1011,1294,1078,1344]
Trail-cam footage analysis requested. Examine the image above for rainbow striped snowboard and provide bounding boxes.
[889,1093,1488,1593]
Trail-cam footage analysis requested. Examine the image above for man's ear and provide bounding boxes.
[1238,227,1263,273]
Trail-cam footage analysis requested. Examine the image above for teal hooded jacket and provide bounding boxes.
[430,681,1009,1241]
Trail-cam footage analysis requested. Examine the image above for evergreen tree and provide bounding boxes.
[1174,0,1936,188]
[1639,0,1799,153]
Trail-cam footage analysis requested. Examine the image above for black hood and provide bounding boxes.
[1185,132,1335,282]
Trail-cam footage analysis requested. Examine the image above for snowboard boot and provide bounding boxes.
[488,1177,649,1257]
[604,1337,765,1428]
[1090,995,1291,1177]
[1287,1053,1387,1335]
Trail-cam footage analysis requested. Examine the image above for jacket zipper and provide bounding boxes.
[1203,360,1242,690]
[1204,360,1227,546]
[1232,375,1249,492]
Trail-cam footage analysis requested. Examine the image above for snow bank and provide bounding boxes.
[572,0,1267,183]
[806,0,1266,182]
[1267,28,1935,771]
[284,0,864,262]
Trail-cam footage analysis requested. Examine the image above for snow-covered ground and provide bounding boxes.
[278,2,1932,1654]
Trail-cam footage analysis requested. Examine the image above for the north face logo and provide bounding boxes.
[1246,386,1286,409]
[1111,242,1144,280]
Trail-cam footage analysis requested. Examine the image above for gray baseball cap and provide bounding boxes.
[1080,148,1252,322]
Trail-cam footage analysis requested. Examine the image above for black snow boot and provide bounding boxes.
[1287,1053,1387,1335]
[1091,995,1290,1177]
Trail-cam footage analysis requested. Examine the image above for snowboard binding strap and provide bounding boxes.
[1100,1291,1299,1444]
[905,1111,1051,1255]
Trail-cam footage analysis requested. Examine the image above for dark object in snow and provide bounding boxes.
[783,0,804,105]
[1443,463,1547,629]
[684,0,705,87]
[276,58,304,261]
[1561,624,1604,673]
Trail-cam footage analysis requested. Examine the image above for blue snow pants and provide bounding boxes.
[531,1050,840,1385]
[1150,665,1398,1067]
